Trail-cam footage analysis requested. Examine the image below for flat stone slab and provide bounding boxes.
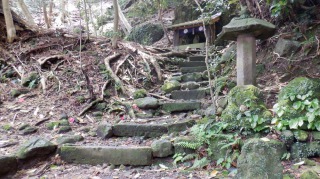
[60,145,152,166]
[171,89,207,100]
[181,73,203,82]
[179,61,206,67]
[162,102,201,112]
[188,56,205,61]
[113,124,168,138]
[181,66,207,74]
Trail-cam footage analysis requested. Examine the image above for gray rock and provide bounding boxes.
[235,138,286,179]
[134,97,159,109]
[92,111,103,117]
[171,89,207,100]
[275,38,301,57]
[217,97,228,108]
[204,104,216,117]
[127,23,164,45]
[60,145,152,166]
[59,113,68,120]
[181,73,202,82]
[167,119,195,133]
[58,126,72,134]
[113,123,168,138]
[161,80,181,94]
[96,123,113,139]
[56,135,84,145]
[161,101,201,113]
[151,139,173,158]
[0,155,17,175]
[16,137,57,160]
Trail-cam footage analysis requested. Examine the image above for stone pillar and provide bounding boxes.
[237,34,256,85]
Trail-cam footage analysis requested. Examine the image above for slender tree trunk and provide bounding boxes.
[157,0,172,44]
[60,0,66,23]
[83,0,90,40]
[48,0,54,27]
[2,0,16,43]
[17,0,36,27]
[117,0,132,35]
[43,2,50,28]
[112,0,119,48]
[88,3,98,37]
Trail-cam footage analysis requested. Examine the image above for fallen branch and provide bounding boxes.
[103,53,127,94]
[78,98,104,116]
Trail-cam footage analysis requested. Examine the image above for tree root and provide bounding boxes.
[78,98,104,116]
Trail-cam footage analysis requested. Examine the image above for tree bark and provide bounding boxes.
[112,0,119,48]
[83,0,90,40]
[2,0,16,43]
[17,0,36,27]
[60,0,66,23]
[117,0,132,35]
[43,2,50,28]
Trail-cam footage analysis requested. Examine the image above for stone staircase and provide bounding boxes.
[2,56,210,176]
[58,55,210,166]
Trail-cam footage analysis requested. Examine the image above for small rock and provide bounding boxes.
[108,164,116,170]
[151,139,173,158]
[58,126,72,133]
[20,126,38,135]
[119,164,126,170]
[94,102,107,111]
[134,97,159,109]
[47,121,60,130]
[181,82,200,90]
[275,38,301,57]
[300,170,320,179]
[56,135,84,145]
[16,137,57,160]
[18,123,30,130]
[59,113,68,120]
[293,130,308,142]
[96,123,113,139]
[59,119,70,126]
[133,89,147,99]
[204,104,216,117]
[280,130,294,147]
[92,111,103,117]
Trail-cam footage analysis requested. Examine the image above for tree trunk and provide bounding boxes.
[43,2,50,28]
[60,0,66,23]
[48,0,54,27]
[83,0,90,40]
[2,0,16,43]
[157,0,172,44]
[17,0,36,27]
[112,0,119,48]
[117,0,132,35]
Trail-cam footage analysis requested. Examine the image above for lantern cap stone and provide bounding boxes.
[217,17,276,41]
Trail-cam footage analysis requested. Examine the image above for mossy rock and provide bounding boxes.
[161,80,181,94]
[213,76,236,95]
[133,89,147,99]
[300,170,320,179]
[221,85,271,131]
[126,23,164,45]
[278,77,320,100]
[21,72,39,88]
[293,130,309,142]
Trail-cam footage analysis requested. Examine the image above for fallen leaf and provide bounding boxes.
[210,170,218,177]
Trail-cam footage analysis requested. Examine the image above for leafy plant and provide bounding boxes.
[272,91,320,131]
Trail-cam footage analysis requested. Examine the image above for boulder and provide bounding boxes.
[151,139,173,158]
[161,80,181,93]
[134,97,159,109]
[275,38,301,57]
[126,23,164,45]
[96,123,113,139]
[235,138,286,179]
[221,85,271,131]
[16,137,57,160]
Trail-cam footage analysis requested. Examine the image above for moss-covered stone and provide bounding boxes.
[94,102,107,111]
[134,97,159,109]
[58,126,72,133]
[16,137,57,160]
[161,80,181,94]
[10,88,30,97]
[126,23,164,45]
[293,130,309,142]
[235,138,286,179]
[213,76,236,95]
[312,131,320,141]
[291,141,320,159]
[56,135,84,145]
[300,170,320,179]
[133,89,147,99]
[151,139,173,158]
[221,85,271,131]
[47,121,60,130]
[280,130,294,147]
[181,73,202,82]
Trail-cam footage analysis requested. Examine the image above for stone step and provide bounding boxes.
[112,119,195,138]
[181,66,207,74]
[188,56,205,62]
[179,61,206,67]
[181,72,203,82]
[171,89,208,100]
[161,101,201,113]
[60,145,152,166]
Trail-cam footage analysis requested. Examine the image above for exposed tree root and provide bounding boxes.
[78,98,104,116]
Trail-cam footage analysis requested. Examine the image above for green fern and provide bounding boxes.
[176,141,202,150]
[190,157,210,170]
[182,153,198,162]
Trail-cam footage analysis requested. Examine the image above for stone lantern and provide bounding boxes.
[218,8,276,85]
